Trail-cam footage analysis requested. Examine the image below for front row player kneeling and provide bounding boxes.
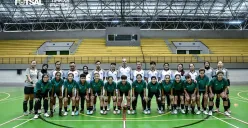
[208,71,230,116]
[34,74,51,119]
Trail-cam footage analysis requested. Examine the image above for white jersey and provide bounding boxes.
[145,70,160,82]
[105,70,118,82]
[91,69,105,81]
[118,66,132,81]
[174,71,185,80]
[214,68,229,79]
[49,69,65,79]
[205,68,214,81]
[160,70,174,80]
[66,70,80,82]
[187,71,198,80]
[85,73,91,83]
[132,70,145,81]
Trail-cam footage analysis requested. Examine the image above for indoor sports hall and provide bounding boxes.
[0,0,248,128]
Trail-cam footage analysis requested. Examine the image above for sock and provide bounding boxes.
[191,106,195,113]
[76,107,79,111]
[198,107,200,111]
[216,98,220,108]
[72,106,75,111]
[64,107,68,112]
[59,108,62,113]
[209,106,213,111]
[23,101,28,112]
[224,106,228,111]
[100,106,103,110]
[203,107,206,111]
[161,104,165,111]
[181,104,184,109]
[29,100,34,111]
[118,106,121,110]
[105,106,107,110]
[127,106,130,110]
[44,99,48,113]
[89,106,93,111]
[114,106,116,110]
[173,105,177,110]
[185,106,188,113]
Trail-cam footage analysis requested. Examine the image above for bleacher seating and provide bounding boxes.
[0,40,46,55]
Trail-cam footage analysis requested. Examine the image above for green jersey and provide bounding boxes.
[51,78,64,93]
[77,81,90,94]
[64,80,78,94]
[209,77,228,91]
[104,82,117,93]
[172,80,184,91]
[160,80,173,93]
[184,81,198,93]
[147,82,160,93]
[117,81,131,93]
[132,80,146,93]
[90,80,104,92]
[34,80,52,94]
[196,75,209,92]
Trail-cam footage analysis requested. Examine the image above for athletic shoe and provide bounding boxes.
[127,110,131,115]
[86,110,90,115]
[44,113,49,117]
[34,114,39,119]
[38,109,42,114]
[158,110,162,114]
[23,112,28,116]
[181,109,185,114]
[224,111,230,116]
[29,110,34,114]
[71,111,75,116]
[208,111,213,116]
[161,111,165,114]
[113,110,117,115]
[203,110,208,115]
[64,112,68,116]
[147,110,151,114]
[100,110,104,114]
[117,110,121,114]
[75,111,79,116]
[214,108,219,113]
[104,111,107,115]
[132,110,136,114]
[143,110,148,114]
[173,110,177,114]
[196,110,201,115]
[90,110,93,115]
[228,109,231,114]
[176,107,180,110]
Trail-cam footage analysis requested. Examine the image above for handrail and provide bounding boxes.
[0,55,247,64]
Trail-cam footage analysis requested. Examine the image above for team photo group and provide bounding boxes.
[22,58,231,119]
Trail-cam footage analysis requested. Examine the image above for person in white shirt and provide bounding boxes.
[145,61,160,83]
[82,65,91,83]
[105,63,118,110]
[132,61,145,81]
[91,60,105,81]
[174,63,185,80]
[204,61,214,81]
[160,63,173,81]
[66,62,80,82]
[50,61,65,79]
[118,58,132,83]
[187,63,198,80]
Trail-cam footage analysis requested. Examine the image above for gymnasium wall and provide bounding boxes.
[0,30,248,39]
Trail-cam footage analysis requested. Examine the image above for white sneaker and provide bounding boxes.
[203,110,208,115]
[224,111,230,116]
[117,110,121,114]
[214,108,220,113]
[173,110,178,114]
[90,110,93,115]
[208,111,213,116]
[44,113,49,117]
[228,109,231,114]
[196,110,201,115]
[104,111,107,115]
[147,110,151,114]
[34,114,39,119]
[158,110,162,114]
[113,111,117,115]
[181,109,185,114]
[127,110,131,115]
[107,105,110,111]
[176,107,180,110]
[38,109,41,114]
[132,110,136,114]
[100,110,104,114]
[71,111,75,116]
[23,112,28,116]
[143,110,148,114]
[64,112,68,116]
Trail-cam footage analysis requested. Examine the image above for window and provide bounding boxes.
[60,51,69,55]
[46,51,57,55]
[107,34,138,41]
[177,50,186,54]
[189,50,200,54]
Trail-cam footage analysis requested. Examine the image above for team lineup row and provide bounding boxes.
[22,58,231,119]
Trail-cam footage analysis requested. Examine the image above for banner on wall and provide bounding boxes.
[15,0,43,6]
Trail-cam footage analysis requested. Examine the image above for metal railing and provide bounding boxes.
[0,55,247,64]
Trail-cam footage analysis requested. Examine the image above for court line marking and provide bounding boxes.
[12,118,33,128]
[230,97,248,103]
[0,97,23,104]
[219,112,248,125]
[237,91,248,101]
[213,116,239,128]
[0,115,24,127]
[0,92,10,101]
[15,118,234,122]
